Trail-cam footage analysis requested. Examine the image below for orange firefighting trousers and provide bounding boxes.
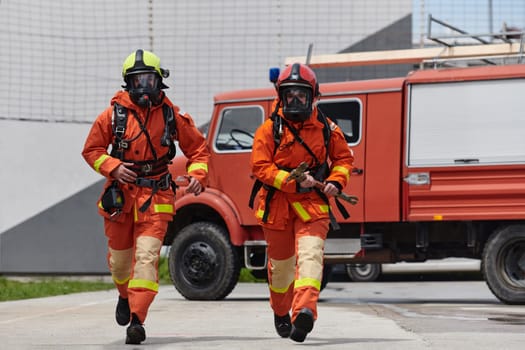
[263,209,329,322]
[104,212,168,324]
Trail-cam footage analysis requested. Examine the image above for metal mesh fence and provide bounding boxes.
[0,0,523,125]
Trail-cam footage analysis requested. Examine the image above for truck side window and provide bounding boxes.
[318,100,361,145]
[215,106,264,152]
[408,79,525,166]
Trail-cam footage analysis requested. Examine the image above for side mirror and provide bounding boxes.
[269,67,280,83]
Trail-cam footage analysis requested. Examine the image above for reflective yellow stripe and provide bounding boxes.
[269,282,292,294]
[332,165,350,182]
[319,204,329,213]
[256,209,264,219]
[273,170,288,190]
[154,204,173,214]
[292,202,311,221]
[134,204,138,222]
[294,277,321,291]
[128,278,159,292]
[98,201,104,210]
[188,163,208,173]
[94,154,110,173]
[113,275,130,285]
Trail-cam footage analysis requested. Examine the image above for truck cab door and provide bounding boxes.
[318,97,365,222]
[208,102,269,226]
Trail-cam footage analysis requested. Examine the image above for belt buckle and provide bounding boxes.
[160,173,171,190]
[135,178,146,187]
[142,164,153,174]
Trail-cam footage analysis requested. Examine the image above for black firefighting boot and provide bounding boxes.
[125,313,146,345]
[115,297,130,326]
[274,313,292,338]
[290,308,314,343]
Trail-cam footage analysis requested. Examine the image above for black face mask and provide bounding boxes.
[129,89,162,107]
[127,73,162,107]
[281,86,313,122]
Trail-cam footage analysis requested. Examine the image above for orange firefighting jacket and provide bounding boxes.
[82,90,209,222]
[251,101,354,229]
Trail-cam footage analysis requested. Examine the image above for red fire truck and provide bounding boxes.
[165,43,525,304]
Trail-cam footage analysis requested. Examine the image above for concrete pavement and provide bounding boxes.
[0,282,426,349]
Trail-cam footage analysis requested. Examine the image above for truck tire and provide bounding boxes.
[345,263,381,282]
[252,264,331,291]
[168,221,241,300]
[482,225,525,304]
[321,264,333,290]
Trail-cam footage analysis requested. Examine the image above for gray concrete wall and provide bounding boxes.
[0,181,107,273]
[0,120,108,273]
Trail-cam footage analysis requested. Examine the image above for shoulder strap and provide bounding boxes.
[270,109,282,156]
[111,103,177,161]
[316,107,331,162]
[162,105,177,159]
[278,115,321,166]
[128,109,158,160]
[161,105,177,143]
[110,103,129,160]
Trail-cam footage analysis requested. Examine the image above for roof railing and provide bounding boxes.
[425,14,525,67]
[284,15,525,69]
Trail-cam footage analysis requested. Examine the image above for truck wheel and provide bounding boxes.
[321,264,333,290]
[345,263,381,282]
[168,222,241,300]
[482,225,525,304]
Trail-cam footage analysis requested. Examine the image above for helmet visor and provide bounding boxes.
[282,87,311,108]
[129,72,159,89]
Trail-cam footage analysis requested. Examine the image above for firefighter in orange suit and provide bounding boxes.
[250,63,353,342]
[82,49,209,345]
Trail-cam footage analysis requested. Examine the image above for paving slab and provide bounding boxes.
[0,282,425,349]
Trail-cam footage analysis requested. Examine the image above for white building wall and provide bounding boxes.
[0,0,411,236]
[0,0,411,272]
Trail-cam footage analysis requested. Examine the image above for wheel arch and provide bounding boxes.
[164,189,250,246]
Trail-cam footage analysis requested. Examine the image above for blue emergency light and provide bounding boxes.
[269,67,280,83]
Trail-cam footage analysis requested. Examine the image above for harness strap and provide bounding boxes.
[162,104,177,159]
[261,186,275,223]
[250,106,347,229]
[111,104,134,160]
[136,173,172,212]
[129,109,157,160]
[278,116,321,166]
[248,179,263,209]
[334,196,350,219]
[124,154,171,177]
[110,102,177,161]
[314,188,341,231]
[109,103,179,213]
